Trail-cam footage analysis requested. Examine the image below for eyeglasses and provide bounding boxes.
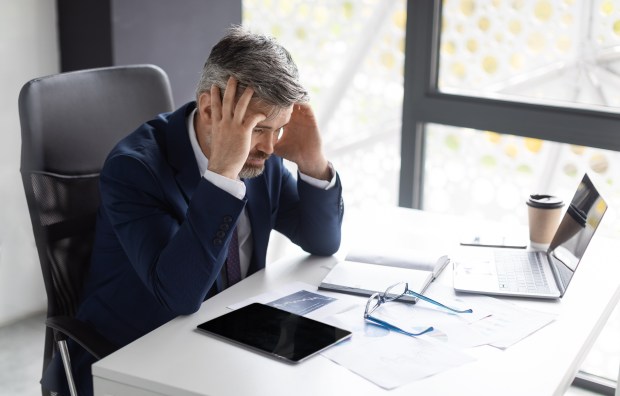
[364,282,473,337]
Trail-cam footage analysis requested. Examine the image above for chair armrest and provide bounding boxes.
[46,316,118,360]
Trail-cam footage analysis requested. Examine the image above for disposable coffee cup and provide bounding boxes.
[527,194,564,245]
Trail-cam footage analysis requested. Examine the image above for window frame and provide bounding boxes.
[399,0,620,209]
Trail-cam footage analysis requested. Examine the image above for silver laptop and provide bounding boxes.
[453,174,607,299]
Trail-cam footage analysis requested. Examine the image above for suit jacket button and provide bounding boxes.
[223,215,233,223]
[213,238,223,246]
[219,223,230,231]
[216,230,226,238]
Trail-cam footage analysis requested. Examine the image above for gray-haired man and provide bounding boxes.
[42,26,343,396]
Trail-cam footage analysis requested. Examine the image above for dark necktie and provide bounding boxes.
[226,227,241,287]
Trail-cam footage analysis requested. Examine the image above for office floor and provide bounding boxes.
[0,312,46,396]
[0,312,607,396]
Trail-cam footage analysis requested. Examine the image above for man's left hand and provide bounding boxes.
[274,103,331,180]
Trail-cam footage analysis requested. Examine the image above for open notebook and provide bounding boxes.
[319,254,449,303]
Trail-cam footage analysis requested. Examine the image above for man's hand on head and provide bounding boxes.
[206,77,266,180]
[274,103,331,181]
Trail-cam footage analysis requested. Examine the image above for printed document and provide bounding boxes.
[321,306,475,389]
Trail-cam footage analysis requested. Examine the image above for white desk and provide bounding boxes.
[92,207,620,396]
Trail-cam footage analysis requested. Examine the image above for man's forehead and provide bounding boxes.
[248,101,293,126]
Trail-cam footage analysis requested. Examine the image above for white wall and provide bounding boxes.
[0,0,59,326]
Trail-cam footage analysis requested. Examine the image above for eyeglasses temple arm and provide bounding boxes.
[365,315,434,337]
[405,291,473,314]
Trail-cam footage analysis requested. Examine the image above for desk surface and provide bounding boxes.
[92,207,620,396]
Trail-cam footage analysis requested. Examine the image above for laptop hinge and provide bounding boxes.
[546,251,566,296]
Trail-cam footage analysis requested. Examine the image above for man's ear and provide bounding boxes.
[197,91,212,123]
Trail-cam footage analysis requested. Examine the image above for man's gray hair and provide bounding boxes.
[196,26,309,109]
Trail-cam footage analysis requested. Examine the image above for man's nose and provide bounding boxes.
[255,132,275,154]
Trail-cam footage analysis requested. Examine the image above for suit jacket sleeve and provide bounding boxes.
[273,164,344,256]
[99,153,245,315]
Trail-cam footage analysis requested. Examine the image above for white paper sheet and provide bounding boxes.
[467,300,557,349]
[321,306,475,389]
[346,246,439,271]
[423,284,558,349]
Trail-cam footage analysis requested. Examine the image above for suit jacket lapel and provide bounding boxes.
[164,102,201,201]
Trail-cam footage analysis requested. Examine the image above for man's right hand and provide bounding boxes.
[206,77,266,180]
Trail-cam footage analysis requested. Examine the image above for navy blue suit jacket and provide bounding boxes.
[42,102,343,395]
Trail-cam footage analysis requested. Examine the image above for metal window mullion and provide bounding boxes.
[572,370,617,395]
[400,0,441,208]
[416,92,620,151]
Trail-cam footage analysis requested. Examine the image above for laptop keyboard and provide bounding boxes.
[494,251,550,293]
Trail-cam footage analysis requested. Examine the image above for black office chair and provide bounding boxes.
[18,64,175,396]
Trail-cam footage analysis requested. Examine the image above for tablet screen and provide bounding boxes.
[197,303,351,363]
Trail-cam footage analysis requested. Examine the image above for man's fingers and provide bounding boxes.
[222,77,238,118]
[234,85,256,123]
[210,84,222,122]
[245,112,267,129]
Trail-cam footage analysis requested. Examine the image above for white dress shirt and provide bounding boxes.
[187,109,336,282]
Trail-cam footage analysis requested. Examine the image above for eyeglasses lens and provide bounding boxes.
[383,282,407,301]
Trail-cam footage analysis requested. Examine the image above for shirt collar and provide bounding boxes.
[187,108,209,176]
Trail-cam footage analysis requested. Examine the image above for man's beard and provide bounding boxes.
[238,151,270,179]
[239,163,264,179]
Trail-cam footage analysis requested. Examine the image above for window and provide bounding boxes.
[421,0,620,237]
[439,0,620,110]
[243,0,406,208]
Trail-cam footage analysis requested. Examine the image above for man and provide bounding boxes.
[42,26,343,395]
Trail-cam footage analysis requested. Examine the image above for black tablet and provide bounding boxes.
[196,303,352,364]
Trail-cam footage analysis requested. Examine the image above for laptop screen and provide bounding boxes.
[548,174,607,293]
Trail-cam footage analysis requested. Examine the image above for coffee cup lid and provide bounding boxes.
[527,194,564,209]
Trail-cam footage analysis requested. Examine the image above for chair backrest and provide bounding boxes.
[18,64,174,378]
